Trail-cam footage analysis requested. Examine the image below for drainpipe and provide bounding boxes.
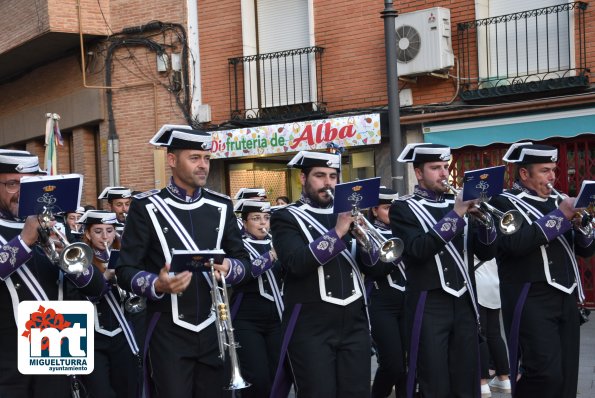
[107,136,120,186]
[381,0,406,193]
[187,0,202,119]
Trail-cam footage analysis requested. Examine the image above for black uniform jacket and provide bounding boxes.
[390,190,496,294]
[270,199,373,306]
[490,187,594,290]
[116,187,250,330]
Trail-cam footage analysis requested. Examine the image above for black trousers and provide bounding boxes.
[148,314,230,398]
[369,290,406,398]
[81,331,140,398]
[285,300,371,398]
[501,282,580,398]
[408,289,479,398]
[233,296,282,398]
[478,305,509,379]
[0,329,70,398]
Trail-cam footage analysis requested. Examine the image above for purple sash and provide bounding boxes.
[406,291,427,398]
[508,282,531,396]
[143,312,161,398]
[270,304,302,398]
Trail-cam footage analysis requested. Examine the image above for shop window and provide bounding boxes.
[228,162,289,202]
[350,150,375,181]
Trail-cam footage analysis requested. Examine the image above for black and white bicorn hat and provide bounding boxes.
[150,124,212,151]
[397,143,451,163]
[233,199,271,214]
[287,151,341,170]
[78,210,122,226]
[378,186,399,205]
[0,149,45,175]
[98,186,132,201]
[502,142,558,164]
[234,188,267,200]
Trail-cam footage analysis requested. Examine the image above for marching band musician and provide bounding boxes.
[98,186,132,231]
[76,210,140,398]
[231,199,284,398]
[361,187,407,398]
[61,206,84,242]
[233,188,267,232]
[389,143,498,398]
[489,142,594,398]
[115,125,250,398]
[270,150,380,398]
[0,150,106,397]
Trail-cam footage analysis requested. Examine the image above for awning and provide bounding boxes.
[423,107,595,149]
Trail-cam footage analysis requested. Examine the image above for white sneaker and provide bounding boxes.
[481,383,492,398]
[488,376,512,393]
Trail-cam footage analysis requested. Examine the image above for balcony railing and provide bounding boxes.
[228,46,325,124]
[457,2,589,102]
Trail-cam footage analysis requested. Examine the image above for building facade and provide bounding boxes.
[0,0,593,302]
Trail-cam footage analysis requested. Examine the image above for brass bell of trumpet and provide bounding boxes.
[441,180,523,235]
[59,242,94,274]
[325,189,404,262]
[209,258,251,390]
[38,207,93,274]
[124,295,146,314]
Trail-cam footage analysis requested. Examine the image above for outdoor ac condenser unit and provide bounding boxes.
[395,7,455,76]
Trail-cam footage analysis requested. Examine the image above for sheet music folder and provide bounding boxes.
[332,177,381,214]
[18,174,83,218]
[170,249,226,273]
[462,166,506,202]
[575,180,595,208]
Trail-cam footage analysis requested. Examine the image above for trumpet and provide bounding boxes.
[38,206,93,274]
[546,183,593,237]
[104,241,146,314]
[209,258,250,390]
[325,189,404,262]
[442,180,523,235]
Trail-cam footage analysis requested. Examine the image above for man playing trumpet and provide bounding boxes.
[490,142,594,398]
[270,150,380,398]
[389,143,498,398]
[0,150,105,397]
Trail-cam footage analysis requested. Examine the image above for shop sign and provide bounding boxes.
[210,113,381,158]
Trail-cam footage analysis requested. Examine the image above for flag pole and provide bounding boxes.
[44,113,63,175]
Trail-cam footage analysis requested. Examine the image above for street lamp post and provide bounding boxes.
[381,0,406,193]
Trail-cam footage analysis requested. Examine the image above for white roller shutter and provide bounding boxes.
[257,0,310,53]
[479,0,571,81]
[256,0,314,107]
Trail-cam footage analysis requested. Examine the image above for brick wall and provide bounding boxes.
[198,0,483,122]
[0,0,49,54]
[0,0,109,54]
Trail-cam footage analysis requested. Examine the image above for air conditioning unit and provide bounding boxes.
[395,7,454,76]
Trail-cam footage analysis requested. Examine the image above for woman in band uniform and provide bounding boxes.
[78,210,140,398]
[230,199,284,398]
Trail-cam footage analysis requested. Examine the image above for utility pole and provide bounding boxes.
[381,0,406,193]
